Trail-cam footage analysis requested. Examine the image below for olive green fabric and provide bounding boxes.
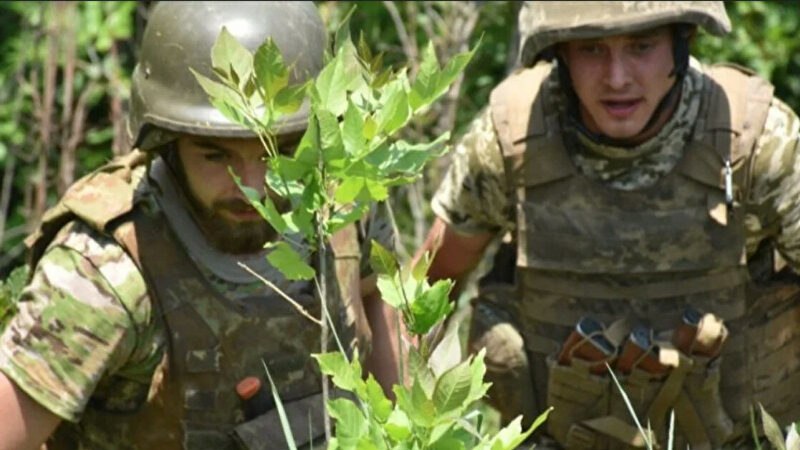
[517,1,730,67]
[1,152,375,449]
[466,60,800,448]
[127,2,326,148]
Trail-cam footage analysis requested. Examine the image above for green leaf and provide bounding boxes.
[212,27,254,88]
[317,109,345,163]
[327,202,370,234]
[328,398,367,448]
[270,155,312,182]
[294,113,320,166]
[266,242,315,281]
[432,360,473,416]
[342,100,366,156]
[467,350,492,405]
[369,240,398,278]
[407,347,436,397]
[375,75,410,135]
[273,82,308,116]
[430,436,466,450]
[395,381,435,428]
[263,361,298,450]
[361,179,388,202]
[429,322,462,378]
[384,409,411,442]
[315,49,348,116]
[313,352,364,393]
[191,69,251,126]
[409,41,440,111]
[363,115,378,141]
[365,374,392,423]
[408,279,454,336]
[760,403,787,450]
[228,167,287,234]
[376,271,422,310]
[335,177,365,204]
[283,208,314,240]
[254,38,289,101]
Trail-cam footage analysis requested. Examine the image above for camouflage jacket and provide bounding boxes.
[433,57,800,270]
[0,154,392,448]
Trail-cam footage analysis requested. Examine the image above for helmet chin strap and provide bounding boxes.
[556,23,693,148]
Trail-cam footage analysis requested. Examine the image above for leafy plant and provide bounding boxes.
[0,265,29,333]
[194,8,550,448]
[752,404,800,450]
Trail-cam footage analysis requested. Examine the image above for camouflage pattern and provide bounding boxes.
[0,152,392,448]
[517,1,730,67]
[435,57,800,448]
[433,59,800,268]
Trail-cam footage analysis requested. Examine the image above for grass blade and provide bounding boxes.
[607,363,654,449]
[263,360,298,450]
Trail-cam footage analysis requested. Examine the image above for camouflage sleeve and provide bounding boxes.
[431,107,515,235]
[746,97,800,269]
[0,221,152,422]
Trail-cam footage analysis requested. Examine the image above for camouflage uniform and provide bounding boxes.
[0,153,391,449]
[433,6,800,448]
[0,2,395,449]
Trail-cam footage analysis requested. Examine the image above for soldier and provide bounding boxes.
[0,2,397,449]
[408,1,800,449]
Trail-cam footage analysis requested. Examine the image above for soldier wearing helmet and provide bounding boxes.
[407,2,800,448]
[0,2,396,449]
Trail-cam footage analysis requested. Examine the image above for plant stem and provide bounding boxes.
[237,262,322,326]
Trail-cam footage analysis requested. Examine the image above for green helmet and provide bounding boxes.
[127,1,326,148]
[517,1,731,67]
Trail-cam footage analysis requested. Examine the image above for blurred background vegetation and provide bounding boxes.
[1,1,799,311]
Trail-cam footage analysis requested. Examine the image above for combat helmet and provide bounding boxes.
[127,1,326,149]
[517,1,731,68]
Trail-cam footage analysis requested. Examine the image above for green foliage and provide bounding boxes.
[0,2,138,274]
[197,14,475,283]
[753,404,800,450]
[693,1,800,113]
[0,265,29,332]
[199,10,549,448]
[314,348,549,449]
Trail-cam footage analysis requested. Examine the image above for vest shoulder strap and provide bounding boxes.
[489,61,573,190]
[700,63,774,193]
[25,149,150,269]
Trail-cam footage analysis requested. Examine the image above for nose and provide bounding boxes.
[234,160,267,197]
[604,50,631,90]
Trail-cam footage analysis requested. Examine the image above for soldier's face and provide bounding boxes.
[559,27,676,141]
[176,136,287,254]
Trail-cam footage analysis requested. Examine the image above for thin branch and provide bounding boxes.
[0,153,17,245]
[382,1,417,64]
[237,261,323,326]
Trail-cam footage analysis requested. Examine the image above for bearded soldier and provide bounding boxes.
[0,2,397,449]
[409,2,800,448]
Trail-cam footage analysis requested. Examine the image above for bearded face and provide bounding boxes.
[171,135,291,255]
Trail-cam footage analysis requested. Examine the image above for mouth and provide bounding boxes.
[218,203,263,221]
[601,98,642,119]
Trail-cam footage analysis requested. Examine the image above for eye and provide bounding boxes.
[631,41,654,55]
[203,152,228,163]
[578,43,604,56]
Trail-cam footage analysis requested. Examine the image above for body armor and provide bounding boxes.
[482,61,800,448]
[26,152,360,449]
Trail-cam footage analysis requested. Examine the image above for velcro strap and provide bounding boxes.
[522,269,747,300]
[646,350,692,438]
[674,391,712,450]
[580,415,653,448]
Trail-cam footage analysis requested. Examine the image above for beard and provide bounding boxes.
[186,195,277,255]
[166,152,278,255]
